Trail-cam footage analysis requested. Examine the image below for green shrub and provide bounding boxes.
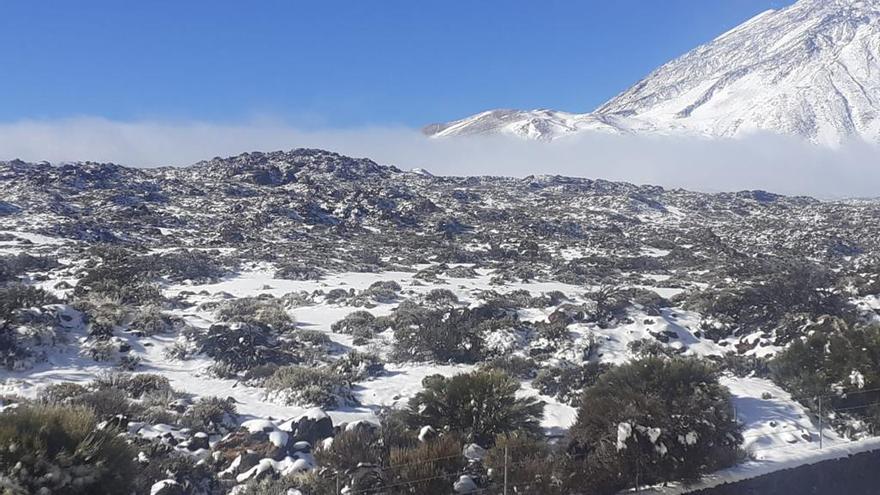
[480,355,538,379]
[265,365,354,408]
[534,362,610,406]
[94,372,172,399]
[570,358,741,490]
[405,370,544,446]
[391,306,499,363]
[771,318,880,431]
[216,296,295,332]
[181,396,238,434]
[0,404,136,494]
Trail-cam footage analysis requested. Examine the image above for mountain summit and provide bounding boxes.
[425,0,880,145]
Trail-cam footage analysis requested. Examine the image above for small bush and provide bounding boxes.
[331,351,385,381]
[265,365,354,408]
[129,305,177,336]
[197,322,298,373]
[216,297,295,332]
[534,361,610,406]
[181,396,238,434]
[405,370,544,446]
[480,355,538,380]
[94,372,172,399]
[388,435,465,495]
[0,404,137,494]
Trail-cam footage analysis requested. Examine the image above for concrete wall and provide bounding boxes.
[687,449,880,495]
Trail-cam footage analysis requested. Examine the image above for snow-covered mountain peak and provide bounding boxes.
[426,0,880,145]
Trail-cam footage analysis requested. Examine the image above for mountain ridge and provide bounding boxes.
[425,0,880,145]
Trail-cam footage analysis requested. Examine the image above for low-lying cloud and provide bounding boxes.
[1,117,878,199]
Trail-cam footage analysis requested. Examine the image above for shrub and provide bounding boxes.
[181,396,238,434]
[405,370,544,446]
[0,284,59,317]
[265,365,354,408]
[129,305,177,336]
[315,427,384,473]
[197,322,298,373]
[75,294,127,339]
[391,306,500,363]
[771,318,880,432]
[154,249,226,282]
[275,263,324,281]
[0,253,60,282]
[480,355,538,379]
[93,372,172,399]
[485,433,560,494]
[216,297,295,332]
[570,358,741,490]
[534,362,610,406]
[331,351,385,381]
[423,288,459,306]
[683,262,852,341]
[387,435,465,495]
[331,310,384,341]
[0,404,136,494]
[361,280,402,303]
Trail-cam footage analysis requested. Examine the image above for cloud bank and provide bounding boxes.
[0,117,878,199]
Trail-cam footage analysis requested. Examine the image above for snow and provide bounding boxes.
[427,0,880,146]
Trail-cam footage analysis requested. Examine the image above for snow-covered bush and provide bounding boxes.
[404,370,544,446]
[0,404,137,494]
[569,358,742,489]
[264,365,354,408]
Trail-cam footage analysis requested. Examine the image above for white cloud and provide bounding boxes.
[0,117,878,199]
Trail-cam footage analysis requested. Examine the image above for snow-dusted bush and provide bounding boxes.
[197,322,299,373]
[569,358,742,489]
[181,396,238,434]
[0,404,136,494]
[405,370,544,446]
[0,253,60,282]
[771,318,880,432]
[330,350,385,381]
[534,361,610,406]
[423,288,459,306]
[331,310,383,343]
[93,372,172,399]
[154,249,227,283]
[360,280,401,303]
[480,355,538,379]
[265,365,354,408]
[391,306,507,363]
[274,263,324,281]
[129,304,178,336]
[216,296,295,332]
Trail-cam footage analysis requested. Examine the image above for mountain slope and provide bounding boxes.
[426,0,880,145]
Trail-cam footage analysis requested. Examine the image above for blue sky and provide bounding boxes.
[1,0,790,128]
